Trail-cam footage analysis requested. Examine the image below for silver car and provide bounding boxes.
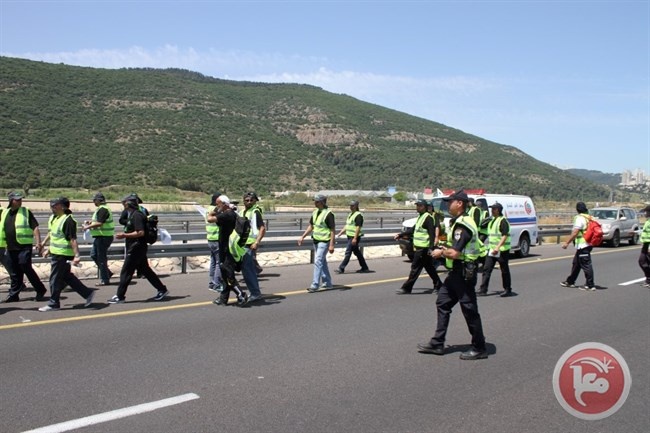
[589,206,640,247]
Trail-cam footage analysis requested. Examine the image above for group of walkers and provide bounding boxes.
[2,189,649,361]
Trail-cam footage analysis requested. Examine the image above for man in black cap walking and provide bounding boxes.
[0,191,48,303]
[82,192,114,286]
[335,200,370,274]
[560,201,596,291]
[477,202,513,297]
[395,199,442,294]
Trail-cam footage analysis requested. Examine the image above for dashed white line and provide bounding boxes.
[619,278,646,286]
[22,393,200,433]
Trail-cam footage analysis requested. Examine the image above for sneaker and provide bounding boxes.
[38,305,60,312]
[208,283,223,293]
[356,268,371,273]
[579,286,596,292]
[248,294,263,303]
[308,286,319,293]
[153,290,169,301]
[213,297,227,306]
[34,291,47,302]
[95,281,109,286]
[107,295,125,304]
[641,282,650,288]
[334,269,344,274]
[560,281,576,288]
[237,293,249,306]
[500,290,513,298]
[84,291,95,307]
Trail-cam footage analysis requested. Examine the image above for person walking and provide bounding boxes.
[395,199,442,294]
[298,194,335,292]
[638,205,650,288]
[0,201,16,279]
[560,202,596,291]
[212,195,249,306]
[0,191,48,303]
[205,192,223,293]
[82,192,114,286]
[38,197,94,311]
[417,189,488,360]
[107,195,169,304]
[335,200,370,274]
[241,192,266,302]
[476,202,513,297]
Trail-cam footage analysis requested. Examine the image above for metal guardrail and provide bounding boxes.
[25,226,573,275]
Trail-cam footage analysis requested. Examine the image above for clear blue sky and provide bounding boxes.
[1,0,648,175]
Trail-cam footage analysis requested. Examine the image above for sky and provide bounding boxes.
[1,0,649,175]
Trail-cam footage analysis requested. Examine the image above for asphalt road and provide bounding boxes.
[1,244,648,433]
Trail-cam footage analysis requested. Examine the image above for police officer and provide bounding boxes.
[417,189,488,360]
[395,199,442,294]
[477,202,513,297]
[335,200,370,274]
[638,204,650,288]
[82,192,114,286]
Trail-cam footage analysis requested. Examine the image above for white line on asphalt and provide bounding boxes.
[22,393,200,433]
[619,278,646,286]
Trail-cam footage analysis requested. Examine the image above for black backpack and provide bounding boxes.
[145,214,159,245]
[234,213,250,247]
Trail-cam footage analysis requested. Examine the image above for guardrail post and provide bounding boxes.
[380,217,383,229]
[181,220,189,273]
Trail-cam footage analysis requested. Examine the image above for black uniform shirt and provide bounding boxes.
[124,209,147,250]
[4,207,39,250]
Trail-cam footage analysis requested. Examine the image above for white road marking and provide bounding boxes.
[22,393,200,433]
[619,278,646,286]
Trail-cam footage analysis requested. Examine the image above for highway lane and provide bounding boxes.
[1,245,648,433]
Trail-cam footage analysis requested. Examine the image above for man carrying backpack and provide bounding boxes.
[560,202,596,291]
[107,195,169,304]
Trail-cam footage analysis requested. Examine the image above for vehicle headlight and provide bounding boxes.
[601,223,611,231]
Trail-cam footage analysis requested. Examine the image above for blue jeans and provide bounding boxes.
[208,241,222,288]
[91,236,113,282]
[312,241,332,289]
[241,248,261,297]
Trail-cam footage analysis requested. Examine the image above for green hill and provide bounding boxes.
[0,56,610,200]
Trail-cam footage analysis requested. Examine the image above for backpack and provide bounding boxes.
[145,214,159,245]
[234,213,250,247]
[583,215,603,247]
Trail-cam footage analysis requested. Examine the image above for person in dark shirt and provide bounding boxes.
[108,195,168,304]
[418,190,488,360]
[38,197,94,311]
[211,195,248,306]
[1,191,47,303]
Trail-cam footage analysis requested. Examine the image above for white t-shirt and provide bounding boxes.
[573,214,589,249]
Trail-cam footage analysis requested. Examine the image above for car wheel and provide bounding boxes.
[629,231,639,245]
[516,234,530,258]
[611,230,620,248]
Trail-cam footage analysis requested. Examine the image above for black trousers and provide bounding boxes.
[217,252,246,302]
[47,255,92,307]
[430,269,486,351]
[7,247,47,298]
[116,243,166,300]
[565,246,594,287]
[338,236,369,271]
[638,249,650,283]
[479,252,511,292]
[401,248,441,291]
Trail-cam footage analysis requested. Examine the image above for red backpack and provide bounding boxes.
[583,215,603,246]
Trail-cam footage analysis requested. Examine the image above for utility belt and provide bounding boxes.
[450,259,478,281]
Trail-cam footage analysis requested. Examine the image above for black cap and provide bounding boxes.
[414,199,427,206]
[489,202,503,211]
[7,191,23,201]
[50,197,69,208]
[442,189,469,202]
[576,201,588,213]
[122,194,138,208]
[244,192,259,201]
[210,192,221,206]
[349,200,359,207]
[643,205,650,213]
[314,194,327,203]
[92,192,106,202]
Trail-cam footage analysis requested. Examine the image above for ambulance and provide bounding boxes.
[399,193,538,258]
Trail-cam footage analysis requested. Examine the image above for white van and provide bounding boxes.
[399,193,539,258]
